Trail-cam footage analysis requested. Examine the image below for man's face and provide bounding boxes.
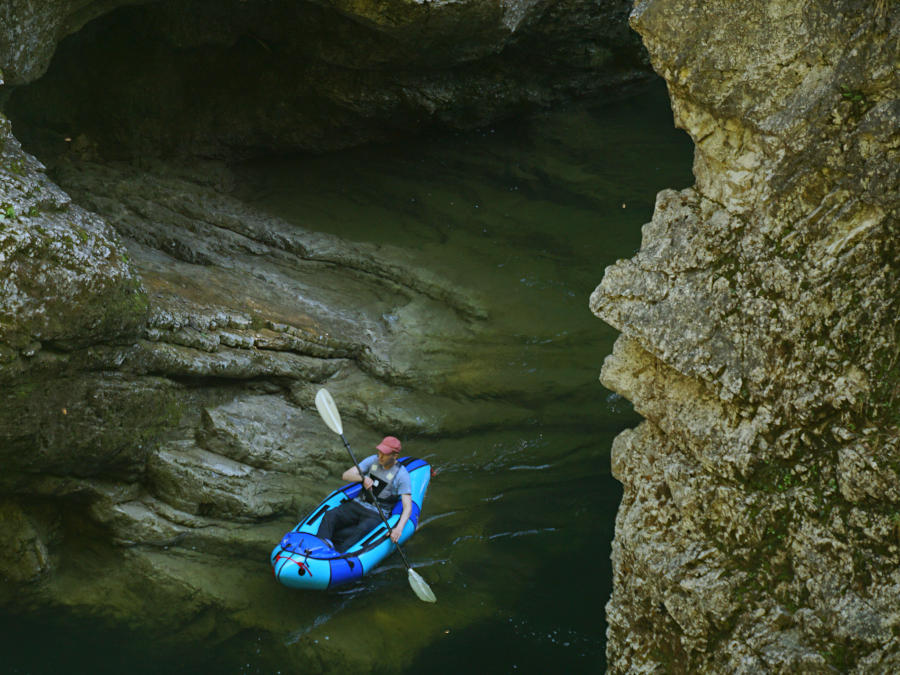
[377,450,397,468]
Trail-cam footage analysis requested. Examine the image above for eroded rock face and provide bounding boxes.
[593,0,899,671]
[4,0,648,159]
[0,0,156,85]
[0,117,146,355]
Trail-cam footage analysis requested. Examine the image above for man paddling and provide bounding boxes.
[317,435,413,552]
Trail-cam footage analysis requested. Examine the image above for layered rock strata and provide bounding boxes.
[592,0,899,672]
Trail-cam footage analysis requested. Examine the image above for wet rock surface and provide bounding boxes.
[593,0,899,672]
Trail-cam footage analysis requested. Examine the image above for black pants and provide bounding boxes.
[316,501,381,552]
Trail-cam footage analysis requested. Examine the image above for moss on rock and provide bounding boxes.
[594,0,900,671]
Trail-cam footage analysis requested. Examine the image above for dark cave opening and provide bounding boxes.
[4,0,649,164]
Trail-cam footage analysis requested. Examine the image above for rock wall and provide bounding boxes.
[592,0,899,672]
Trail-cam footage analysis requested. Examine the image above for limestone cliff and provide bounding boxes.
[592,0,899,672]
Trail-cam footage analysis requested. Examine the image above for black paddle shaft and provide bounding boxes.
[340,433,414,570]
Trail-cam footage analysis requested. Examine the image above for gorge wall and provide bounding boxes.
[592,0,899,672]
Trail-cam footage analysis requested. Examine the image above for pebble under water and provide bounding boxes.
[1,81,693,674]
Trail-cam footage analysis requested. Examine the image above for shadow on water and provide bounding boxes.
[402,475,624,674]
[1,80,692,673]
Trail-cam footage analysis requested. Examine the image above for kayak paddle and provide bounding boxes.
[314,388,437,603]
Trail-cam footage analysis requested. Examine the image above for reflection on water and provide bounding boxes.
[1,81,692,673]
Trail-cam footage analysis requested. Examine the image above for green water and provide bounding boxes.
[1,81,692,673]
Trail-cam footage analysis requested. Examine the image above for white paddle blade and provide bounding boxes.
[315,388,343,435]
[408,568,436,603]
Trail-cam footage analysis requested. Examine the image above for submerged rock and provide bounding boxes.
[593,0,899,671]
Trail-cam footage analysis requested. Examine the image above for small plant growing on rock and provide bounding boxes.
[839,85,872,115]
[840,86,866,103]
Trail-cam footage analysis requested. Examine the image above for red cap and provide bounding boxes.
[376,436,402,454]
